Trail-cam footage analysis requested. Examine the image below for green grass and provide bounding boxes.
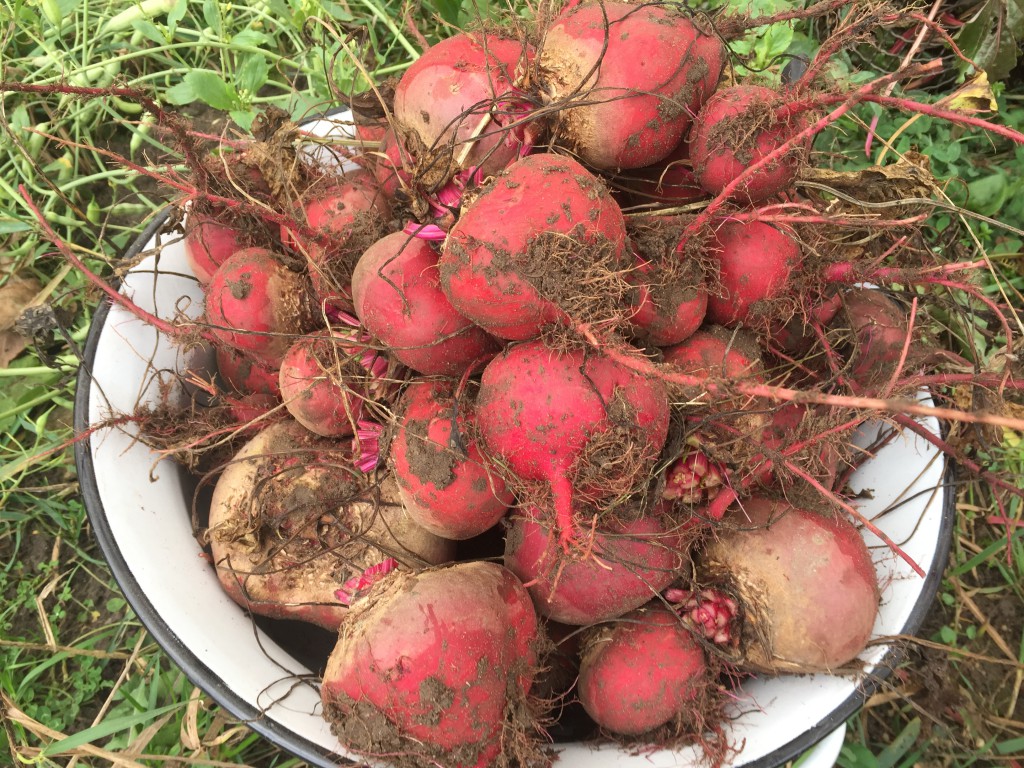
[1,0,1022,765]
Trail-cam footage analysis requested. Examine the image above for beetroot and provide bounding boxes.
[368,127,414,199]
[578,606,710,736]
[701,496,880,673]
[538,2,724,169]
[504,511,688,624]
[703,220,801,327]
[476,339,670,546]
[204,247,316,366]
[627,224,708,347]
[185,209,245,284]
[689,84,810,203]
[207,421,453,631]
[321,562,546,768]
[615,139,706,208]
[831,288,910,393]
[351,231,500,375]
[662,325,765,382]
[440,153,628,340]
[393,33,530,187]
[216,346,281,398]
[390,379,514,540]
[281,171,390,315]
[278,328,390,437]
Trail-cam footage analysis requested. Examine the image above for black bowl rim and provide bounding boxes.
[74,206,957,768]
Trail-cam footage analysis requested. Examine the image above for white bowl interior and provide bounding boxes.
[76,115,951,768]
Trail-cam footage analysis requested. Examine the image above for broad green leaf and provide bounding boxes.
[966,172,1010,216]
[957,0,996,59]
[183,69,239,111]
[231,28,271,47]
[230,109,257,132]
[164,79,196,105]
[202,0,221,35]
[236,54,271,96]
[167,0,188,34]
[957,0,1024,79]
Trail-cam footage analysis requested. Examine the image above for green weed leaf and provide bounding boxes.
[230,110,257,132]
[967,172,1012,216]
[876,717,921,768]
[167,0,188,34]
[167,70,239,111]
[232,29,271,47]
[957,0,1024,80]
[236,54,271,96]
[38,702,185,756]
[427,0,463,25]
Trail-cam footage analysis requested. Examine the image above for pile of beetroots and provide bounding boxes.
[159,3,945,766]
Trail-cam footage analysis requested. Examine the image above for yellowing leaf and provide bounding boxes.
[939,72,998,115]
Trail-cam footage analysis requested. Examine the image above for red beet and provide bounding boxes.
[351,231,500,376]
[185,209,245,284]
[440,153,628,340]
[538,1,724,169]
[703,220,802,327]
[278,328,390,437]
[321,562,545,768]
[476,339,670,546]
[832,288,910,394]
[204,247,316,366]
[393,33,531,186]
[281,171,390,315]
[390,379,514,540]
[701,496,880,673]
[617,149,706,208]
[216,346,281,398]
[627,230,708,347]
[504,512,687,624]
[662,326,765,382]
[689,84,810,204]
[578,606,709,735]
[207,422,452,631]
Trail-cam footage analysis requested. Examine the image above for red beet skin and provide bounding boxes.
[278,329,386,437]
[475,340,670,547]
[351,231,500,376]
[689,84,810,204]
[185,210,244,284]
[628,248,708,347]
[204,248,315,366]
[281,171,390,314]
[539,2,724,169]
[662,326,765,381]
[578,607,708,735]
[703,220,802,327]
[703,497,880,673]
[321,562,542,768]
[390,379,514,540]
[505,513,686,624]
[440,153,627,340]
[393,33,530,180]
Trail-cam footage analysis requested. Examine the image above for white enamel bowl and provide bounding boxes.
[74,115,954,768]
